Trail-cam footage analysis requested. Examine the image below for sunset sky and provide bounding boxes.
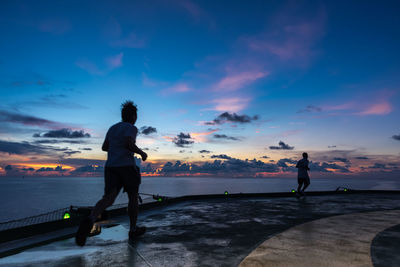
[0,0,399,178]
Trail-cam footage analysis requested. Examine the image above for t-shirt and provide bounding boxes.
[104,122,138,167]
[296,158,309,178]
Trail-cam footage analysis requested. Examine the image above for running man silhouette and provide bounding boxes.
[296,152,310,196]
[76,101,148,246]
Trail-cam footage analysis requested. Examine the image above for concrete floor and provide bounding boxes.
[0,193,399,267]
[239,210,400,267]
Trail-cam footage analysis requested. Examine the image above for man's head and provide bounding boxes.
[302,152,308,159]
[121,101,137,124]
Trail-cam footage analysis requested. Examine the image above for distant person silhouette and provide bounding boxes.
[76,101,148,246]
[296,152,310,196]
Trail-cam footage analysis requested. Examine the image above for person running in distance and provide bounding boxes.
[296,152,310,196]
[76,101,148,246]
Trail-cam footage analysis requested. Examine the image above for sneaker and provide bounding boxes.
[75,217,93,246]
[129,226,146,241]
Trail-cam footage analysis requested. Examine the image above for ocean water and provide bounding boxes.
[0,176,399,222]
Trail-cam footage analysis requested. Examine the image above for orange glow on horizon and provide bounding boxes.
[14,163,74,170]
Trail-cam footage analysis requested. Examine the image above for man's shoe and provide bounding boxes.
[75,217,93,246]
[129,226,146,241]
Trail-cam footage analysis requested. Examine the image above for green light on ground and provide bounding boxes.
[291,189,296,193]
[224,191,228,195]
[158,197,163,202]
[63,212,70,219]
[344,188,348,192]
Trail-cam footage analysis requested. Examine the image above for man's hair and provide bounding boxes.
[121,101,138,122]
[302,152,308,158]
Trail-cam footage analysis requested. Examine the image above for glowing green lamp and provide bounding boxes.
[63,212,71,220]
[344,188,348,192]
[291,189,296,193]
[158,197,163,202]
[224,191,229,195]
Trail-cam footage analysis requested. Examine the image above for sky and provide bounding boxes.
[0,0,399,178]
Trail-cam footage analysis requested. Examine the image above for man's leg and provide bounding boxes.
[76,167,121,246]
[302,177,310,192]
[127,186,139,232]
[90,188,120,222]
[297,179,304,193]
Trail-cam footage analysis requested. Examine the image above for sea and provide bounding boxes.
[1,176,399,222]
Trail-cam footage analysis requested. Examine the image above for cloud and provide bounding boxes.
[260,155,270,159]
[111,32,145,48]
[205,112,259,125]
[246,7,326,64]
[15,95,88,110]
[140,126,157,135]
[0,110,61,128]
[211,154,232,160]
[0,140,67,155]
[213,134,240,141]
[328,145,337,148]
[210,97,251,113]
[159,156,280,176]
[106,52,124,69]
[199,150,211,154]
[75,60,103,75]
[173,132,194,147]
[297,105,322,113]
[392,134,400,141]
[269,141,295,150]
[76,53,124,75]
[33,128,91,138]
[368,163,387,169]
[277,158,297,167]
[309,161,350,173]
[33,139,87,144]
[214,71,268,92]
[333,157,350,163]
[63,151,81,156]
[79,148,92,151]
[72,164,104,173]
[0,140,84,158]
[355,156,369,160]
[357,100,392,115]
[161,83,191,95]
[36,166,66,172]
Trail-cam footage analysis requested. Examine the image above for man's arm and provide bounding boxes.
[102,139,109,151]
[127,136,147,161]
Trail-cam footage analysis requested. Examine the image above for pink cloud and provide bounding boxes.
[75,60,103,75]
[210,97,251,113]
[106,52,124,69]
[215,71,269,92]
[246,8,326,64]
[357,101,392,115]
[161,83,191,95]
[76,53,124,75]
[190,129,219,142]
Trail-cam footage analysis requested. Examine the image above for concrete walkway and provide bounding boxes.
[240,209,400,267]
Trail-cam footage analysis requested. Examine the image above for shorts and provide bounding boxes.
[104,166,141,195]
[298,177,310,185]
